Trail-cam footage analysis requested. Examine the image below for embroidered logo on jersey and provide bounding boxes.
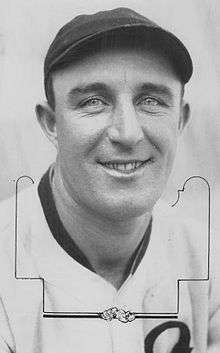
[145,321,193,353]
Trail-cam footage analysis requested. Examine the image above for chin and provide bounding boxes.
[89,193,159,222]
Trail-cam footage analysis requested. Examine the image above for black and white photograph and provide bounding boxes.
[0,1,220,352]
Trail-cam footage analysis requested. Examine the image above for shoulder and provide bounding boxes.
[0,183,42,281]
[0,183,40,234]
[153,199,206,244]
[0,194,15,232]
[153,200,211,278]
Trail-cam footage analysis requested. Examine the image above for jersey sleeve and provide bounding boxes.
[207,227,220,351]
[0,198,16,352]
[0,297,15,353]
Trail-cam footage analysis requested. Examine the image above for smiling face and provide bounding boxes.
[38,46,188,221]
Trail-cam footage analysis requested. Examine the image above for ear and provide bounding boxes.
[35,102,58,149]
[178,102,190,132]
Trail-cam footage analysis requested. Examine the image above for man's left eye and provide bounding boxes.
[140,97,160,106]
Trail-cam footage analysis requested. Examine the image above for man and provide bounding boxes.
[0,7,219,353]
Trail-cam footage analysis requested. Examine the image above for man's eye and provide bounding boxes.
[79,97,106,108]
[140,97,160,106]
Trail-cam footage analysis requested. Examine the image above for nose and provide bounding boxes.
[107,99,144,147]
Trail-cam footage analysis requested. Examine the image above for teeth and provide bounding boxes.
[102,161,143,171]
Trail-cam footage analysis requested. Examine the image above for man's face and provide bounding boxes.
[51,46,186,220]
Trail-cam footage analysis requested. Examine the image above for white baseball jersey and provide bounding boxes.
[0,178,219,353]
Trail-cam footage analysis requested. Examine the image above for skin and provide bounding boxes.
[36,47,190,288]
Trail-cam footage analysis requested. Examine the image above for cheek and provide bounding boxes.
[143,117,179,160]
[56,112,106,161]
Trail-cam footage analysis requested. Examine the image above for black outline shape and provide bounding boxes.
[14,175,210,321]
[144,321,193,352]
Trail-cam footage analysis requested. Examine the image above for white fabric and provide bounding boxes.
[0,184,220,353]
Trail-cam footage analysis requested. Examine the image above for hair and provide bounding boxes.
[45,27,185,110]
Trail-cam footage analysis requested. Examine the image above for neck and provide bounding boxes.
[51,165,152,288]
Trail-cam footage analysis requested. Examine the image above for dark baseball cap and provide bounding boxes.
[44,7,193,102]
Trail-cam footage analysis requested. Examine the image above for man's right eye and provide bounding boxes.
[79,97,107,109]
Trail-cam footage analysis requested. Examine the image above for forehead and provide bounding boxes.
[52,46,181,96]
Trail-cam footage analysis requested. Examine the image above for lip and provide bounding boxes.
[98,159,145,163]
[97,158,153,178]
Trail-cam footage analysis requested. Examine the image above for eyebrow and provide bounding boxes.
[137,83,174,100]
[67,81,175,103]
[67,82,111,101]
